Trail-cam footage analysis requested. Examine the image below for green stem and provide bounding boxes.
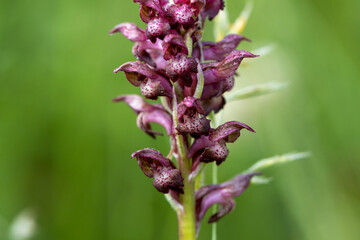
[208,111,220,240]
[211,162,218,240]
[178,147,196,240]
[173,89,197,240]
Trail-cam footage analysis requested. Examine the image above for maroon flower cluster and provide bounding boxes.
[111,0,259,227]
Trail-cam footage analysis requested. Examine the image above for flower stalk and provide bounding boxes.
[109,0,305,239]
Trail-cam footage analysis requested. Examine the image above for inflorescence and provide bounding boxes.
[110,0,261,236]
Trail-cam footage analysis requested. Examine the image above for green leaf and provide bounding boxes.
[246,152,311,173]
[251,44,276,57]
[251,176,273,185]
[228,1,253,35]
[225,82,288,102]
[194,61,205,99]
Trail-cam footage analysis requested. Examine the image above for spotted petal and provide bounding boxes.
[114,61,172,98]
[132,148,184,193]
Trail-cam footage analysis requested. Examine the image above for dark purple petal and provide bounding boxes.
[188,135,215,159]
[210,121,255,143]
[203,50,258,84]
[162,31,188,60]
[177,96,204,120]
[212,50,258,78]
[168,4,196,28]
[176,115,211,137]
[132,40,166,69]
[201,82,221,99]
[200,0,224,20]
[146,18,171,43]
[114,61,156,86]
[135,0,165,23]
[137,107,173,137]
[115,61,172,99]
[201,96,226,116]
[208,198,235,223]
[139,4,157,23]
[166,55,197,86]
[109,23,146,42]
[218,173,259,196]
[201,76,234,99]
[199,139,228,165]
[195,173,259,225]
[193,34,250,61]
[132,148,174,177]
[140,78,171,99]
[114,95,173,137]
[132,148,184,193]
[176,97,210,137]
[153,168,184,193]
[112,94,153,113]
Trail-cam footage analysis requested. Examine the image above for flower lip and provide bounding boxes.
[146,17,171,43]
[176,96,210,137]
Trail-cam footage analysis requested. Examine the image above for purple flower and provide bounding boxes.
[176,96,211,137]
[193,34,250,61]
[201,76,234,99]
[195,173,260,224]
[146,17,171,43]
[132,148,184,193]
[200,96,226,116]
[132,39,167,69]
[166,54,197,86]
[114,61,172,99]
[110,0,264,236]
[113,95,173,138]
[202,50,258,84]
[188,121,255,165]
[162,31,189,60]
[168,3,197,29]
[135,0,166,23]
[200,0,224,20]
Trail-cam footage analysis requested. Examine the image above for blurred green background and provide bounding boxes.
[1,0,360,239]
